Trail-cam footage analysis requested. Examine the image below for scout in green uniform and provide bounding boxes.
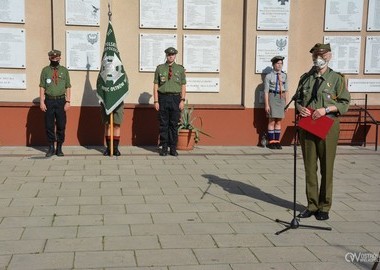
[39,50,71,157]
[264,56,289,149]
[296,43,351,220]
[153,47,186,156]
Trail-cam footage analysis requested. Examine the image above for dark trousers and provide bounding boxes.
[45,99,66,143]
[158,94,180,149]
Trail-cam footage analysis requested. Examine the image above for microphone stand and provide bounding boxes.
[275,97,331,235]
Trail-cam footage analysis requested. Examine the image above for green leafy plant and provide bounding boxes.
[178,101,211,143]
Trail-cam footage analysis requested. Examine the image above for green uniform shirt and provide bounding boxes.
[296,67,351,115]
[154,62,186,94]
[39,65,71,96]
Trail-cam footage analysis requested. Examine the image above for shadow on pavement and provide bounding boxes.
[202,174,304,220]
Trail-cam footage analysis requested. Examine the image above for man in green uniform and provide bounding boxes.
[39,50,71,157]
[296,43,351,220]
[153,47,186,156]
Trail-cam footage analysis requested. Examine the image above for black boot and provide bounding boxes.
[159,146,168,156]
[45,144,55,157]
[56,142,64,156]
[103,138,110,156]
[113,139,121,156]
[170,147,178,156]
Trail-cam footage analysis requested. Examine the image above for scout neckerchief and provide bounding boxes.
[52,67,59,85]
[275,72,283,98]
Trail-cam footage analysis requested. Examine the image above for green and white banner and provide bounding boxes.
[97,21,129,115]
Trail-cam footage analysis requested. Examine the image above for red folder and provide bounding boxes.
[298,110,334,140]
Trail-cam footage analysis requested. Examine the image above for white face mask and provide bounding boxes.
[313,57,328,69]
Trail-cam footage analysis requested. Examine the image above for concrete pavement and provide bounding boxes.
[0,145,379,270]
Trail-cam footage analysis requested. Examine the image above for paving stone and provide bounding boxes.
[159,234,216,248]
[8,252,74,270]
[0,240,45,255]
[136,249,198,266]
[230,263,295,270]
[292,262,362,270]
[193,247,258,264]
[212,233,273,247]
[53,215,103,226]
[78,225,131,237]
[151,213,201,224]
[104,235,160,250]
[31,205,79,216]
[0,228,23,240]
[170,265,232,270]
[126,203,172,213]
[181,223,234,235]
[130,224,183,236]
[22,226,77,240]
[317,232,380,246]
[104,214,152,225]
[0,216,53,228]
[251,246,318,263]
[74,251,136,268]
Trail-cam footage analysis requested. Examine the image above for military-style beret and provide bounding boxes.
[164,47,178,54]
[48,49,61,57]
[309,43,331,54]
[271,56,285,63]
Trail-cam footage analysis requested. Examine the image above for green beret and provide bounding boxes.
[271,55,284,63]
[164,47,178,54]
[309,43,331,54]
[48,49,61,57]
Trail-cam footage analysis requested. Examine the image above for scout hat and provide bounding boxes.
[271,55,284,64]
[309,43,331,54]
[48,49,61,57]
[164,47,178,55]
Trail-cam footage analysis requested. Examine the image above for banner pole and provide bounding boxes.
[110,112,114,157]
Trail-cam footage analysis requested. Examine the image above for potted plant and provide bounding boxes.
[177,101,210,150]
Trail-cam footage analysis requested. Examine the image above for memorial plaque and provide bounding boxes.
[184,0,221,29]
[348,79,380,92]
[367,0,380,31]
[139,34,177,72]
[186,77,219,92]
[0,28,26,68]
[66,0,100,26]
[257,0,290,30]
[365,36,380,74]
[66,31,100,70]
[0,0,24,23]
[256,35,288,73]
[183,35,220,72]
[0,73,26,89]
[324,36,361,74]
[140,0,177,28]
[324,0,363,31]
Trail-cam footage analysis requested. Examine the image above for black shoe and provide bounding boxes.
[159,147,168,156]
[169,148,178,156]
[55,143,64,156]
[103,148,110,156]
[276,143,282,149]
[315,211,329,220]
[297,209,316,218]
[114,148,121,156]
[267,143,276,149]
[45,144,55,157]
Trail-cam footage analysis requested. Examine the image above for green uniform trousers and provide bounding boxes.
[299,117,340,212]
